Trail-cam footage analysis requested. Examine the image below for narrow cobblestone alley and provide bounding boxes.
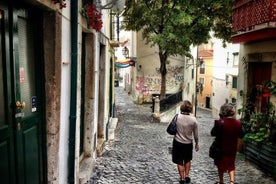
[86,87,276,184]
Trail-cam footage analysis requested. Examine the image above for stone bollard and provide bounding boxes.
[138,93,144,104]
[152,96,160,122]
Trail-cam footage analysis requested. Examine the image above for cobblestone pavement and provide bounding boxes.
[86,87,276,184]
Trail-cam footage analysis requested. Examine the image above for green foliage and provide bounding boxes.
[122,0,233,98]
[242,112,274,143]
[263,80,276,95]
[123,0,232,56]
[239,80,276,144]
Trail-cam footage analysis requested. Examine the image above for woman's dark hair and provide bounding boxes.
[180,100,193,113]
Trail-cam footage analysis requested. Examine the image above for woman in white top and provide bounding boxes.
[172,100,199,184]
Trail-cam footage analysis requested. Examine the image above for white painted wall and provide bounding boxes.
[93,33,100,157]
[183,45,197,113]
[59,3,72,184]
[212,37,239,118]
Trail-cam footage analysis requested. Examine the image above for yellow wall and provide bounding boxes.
[197,57,213,108]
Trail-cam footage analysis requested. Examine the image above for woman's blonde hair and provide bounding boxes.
[180,100,193,113]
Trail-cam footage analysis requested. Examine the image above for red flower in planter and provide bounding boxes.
[263,88,271,98]
[52,0,67,9]
[82,3,103,32]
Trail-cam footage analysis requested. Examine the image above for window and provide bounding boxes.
[232,76,237,89]
[198,77,204,94]
[226,75,229,85]
[226,52,229,64]
[199,62,205,74]
[233,52,239,66]
[232,98,237,104]
[199,77,204,86]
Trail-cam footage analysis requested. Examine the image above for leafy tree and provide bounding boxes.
[122,0,232,99]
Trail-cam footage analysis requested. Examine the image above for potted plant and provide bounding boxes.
[81,3,103,32]
[238,80,276,178]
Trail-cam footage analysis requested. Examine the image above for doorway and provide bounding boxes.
[248,62,272,112]
[0,5,45,184]
[206,96,211,109]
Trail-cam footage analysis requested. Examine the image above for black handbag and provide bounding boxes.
[209,140,222,159]
[166,114,178,135]
[209,119,224,159]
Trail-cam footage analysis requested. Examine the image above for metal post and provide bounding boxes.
[194,46,199,117]
[195,63,198,117]
[116,14,119,41]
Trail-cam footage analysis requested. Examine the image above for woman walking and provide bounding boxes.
[211,103,244,184]
[171,100,199,184]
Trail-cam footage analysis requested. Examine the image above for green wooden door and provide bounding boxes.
[0,5,45,184]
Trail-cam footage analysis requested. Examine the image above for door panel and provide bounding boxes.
[23,122,40,184]
[0,4,45,184]
[0,132,13,184]
[0,6,16,184]
[18,15,36,116]
[0,9,5,125]
[248,62,272,112]
[14,9,43,184]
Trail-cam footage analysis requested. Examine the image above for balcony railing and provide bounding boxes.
[151,91,183,113]
[232,0,276,32]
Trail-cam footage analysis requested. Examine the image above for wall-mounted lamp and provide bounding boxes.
[122,46,137,67]
[186,57,204,69]
[122,46,129,58]
[185,58,194,69]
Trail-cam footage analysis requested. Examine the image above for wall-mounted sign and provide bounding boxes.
[32,96,37,112]
[20,67,25,84]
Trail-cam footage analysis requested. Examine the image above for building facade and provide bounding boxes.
[197,43,214,110]
[232,0,276,115]
[0,0,121,183]
[120,30,185,104]
[212,39,240,118]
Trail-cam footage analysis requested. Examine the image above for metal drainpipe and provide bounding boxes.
[68,0,78,183]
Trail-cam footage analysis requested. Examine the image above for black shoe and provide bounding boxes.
[179,180,185,184]
[185,177,191,183]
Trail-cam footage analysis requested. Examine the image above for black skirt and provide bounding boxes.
[172,139,193,165]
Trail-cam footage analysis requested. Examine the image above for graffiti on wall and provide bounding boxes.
[136,65,184,99]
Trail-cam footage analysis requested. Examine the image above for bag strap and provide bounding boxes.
[174,114,178,120]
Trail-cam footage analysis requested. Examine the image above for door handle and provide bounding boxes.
[16,101,26,109]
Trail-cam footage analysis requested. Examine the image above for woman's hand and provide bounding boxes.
[195,144,199,152]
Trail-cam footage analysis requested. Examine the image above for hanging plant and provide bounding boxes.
[52,0,67,9]
[81,3,103,32]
